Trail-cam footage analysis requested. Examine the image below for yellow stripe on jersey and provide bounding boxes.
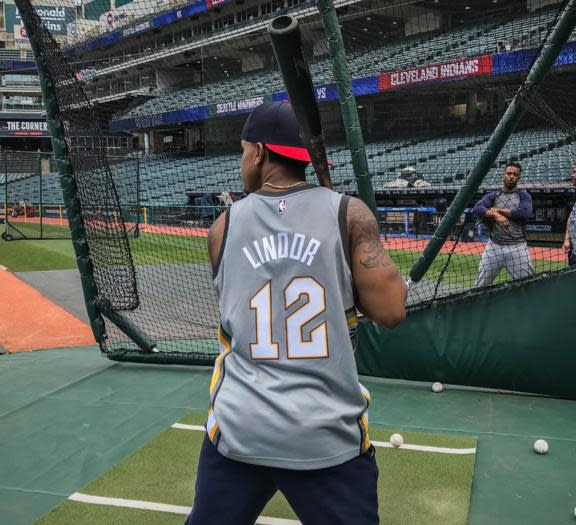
[346,312,358,327]
[359,383,371,451]
[360,413,370,451]
[209,328,231,397]
[360,383,371,403]
[206,407,219,443]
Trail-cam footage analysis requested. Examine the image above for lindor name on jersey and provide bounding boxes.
[242,232,321,269]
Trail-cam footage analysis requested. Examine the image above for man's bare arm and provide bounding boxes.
[562,210,573,253]
[347,197,406,328]
[207,210,227,272]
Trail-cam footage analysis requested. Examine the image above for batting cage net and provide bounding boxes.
[1,151,71,241]
[16,0,576,362]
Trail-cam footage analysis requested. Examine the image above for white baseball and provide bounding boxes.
[390,433,403,447]
[432,382,444,393]
[533,439,549,454]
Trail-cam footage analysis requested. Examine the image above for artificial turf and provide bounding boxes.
[35,412,477,525]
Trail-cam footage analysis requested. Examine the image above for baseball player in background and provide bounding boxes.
[185,101,407,525]
[473,162,534,287]
[561,166,576,266]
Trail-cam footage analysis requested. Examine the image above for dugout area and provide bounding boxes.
[1,345,576,525]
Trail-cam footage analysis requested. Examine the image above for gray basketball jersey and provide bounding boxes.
[207,184,371,470]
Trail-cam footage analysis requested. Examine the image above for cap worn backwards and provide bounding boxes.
[241,101,311,163]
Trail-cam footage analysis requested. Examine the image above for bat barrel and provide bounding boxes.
[269,14,298,35]
[268,15,332,189]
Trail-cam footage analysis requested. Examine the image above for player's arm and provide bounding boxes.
[207,210,228,272]
[562,209,573,253]
[347,197,406,329]
[509,190,533,221]
[473,192,496,217]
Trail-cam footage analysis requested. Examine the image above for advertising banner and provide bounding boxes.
[110,106,210,132]
[492,42,576,75]
[214,95,269,116]
[352,76,379,96]
[206,0,232,8]
[379,55,493,91]
[0,120,49,137]
[13,25,30,49]
[272,84,340,104]
[15,5,75,35]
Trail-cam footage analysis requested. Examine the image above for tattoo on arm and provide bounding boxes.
[349,205,393,269]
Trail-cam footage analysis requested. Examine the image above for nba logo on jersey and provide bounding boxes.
[278,199,287,215]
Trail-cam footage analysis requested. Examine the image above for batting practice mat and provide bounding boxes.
[2,347,576,525]
[34,412,477,525]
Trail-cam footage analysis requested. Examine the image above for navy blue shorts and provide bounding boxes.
[185,436,379,525]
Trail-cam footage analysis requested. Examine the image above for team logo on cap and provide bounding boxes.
[278,199,287,215]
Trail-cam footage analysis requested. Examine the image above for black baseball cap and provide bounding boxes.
[241,101,311,163]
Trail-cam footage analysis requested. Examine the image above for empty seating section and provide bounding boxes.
[5,129,573,206]
[117,7,569,121]
[4,172,63,205]
[100,129,576,200]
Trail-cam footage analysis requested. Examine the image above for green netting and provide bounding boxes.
[15,0,576,362]
[1,151,70,240]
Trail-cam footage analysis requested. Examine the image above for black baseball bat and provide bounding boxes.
[268,15,332,189]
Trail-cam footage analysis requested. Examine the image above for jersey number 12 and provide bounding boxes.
[249,277,328,360]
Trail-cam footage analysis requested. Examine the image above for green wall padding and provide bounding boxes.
[356,269,576,398]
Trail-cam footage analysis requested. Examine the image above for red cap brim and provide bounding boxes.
[266,143,311,162]
[266,143,333,167]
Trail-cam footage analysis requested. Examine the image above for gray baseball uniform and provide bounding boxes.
[568,202,576,260]
[475,191,533,287]
[208,184,370,470]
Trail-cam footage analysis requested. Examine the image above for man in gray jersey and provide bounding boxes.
[473,162,533,287]
[185,101,406,525]
[561,166,576,266]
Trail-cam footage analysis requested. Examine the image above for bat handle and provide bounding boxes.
[308,135,332,189]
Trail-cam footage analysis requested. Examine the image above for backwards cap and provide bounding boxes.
[241,101,311,163]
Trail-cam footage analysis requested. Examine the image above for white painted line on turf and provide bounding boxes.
[171,423,476,455]
[69,493,190,515]
[372,440,476,455]
[69,493,301,524]
[255,518,301,525]
[172,423,205,431]
[0,264,7,271]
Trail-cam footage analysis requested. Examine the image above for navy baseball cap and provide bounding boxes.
[241,101,311,163]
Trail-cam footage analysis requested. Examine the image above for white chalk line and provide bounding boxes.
[171,423,476,455]
[69,493,301,524]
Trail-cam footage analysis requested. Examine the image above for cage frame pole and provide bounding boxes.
[316,0,377,215]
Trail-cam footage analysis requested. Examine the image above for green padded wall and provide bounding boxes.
[356,269,576,398]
